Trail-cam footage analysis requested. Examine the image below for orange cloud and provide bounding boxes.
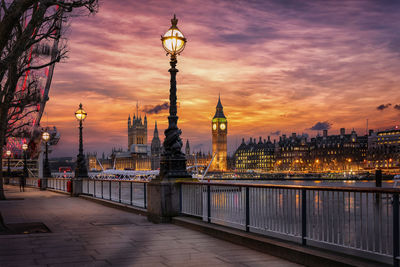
[46,0,400,157]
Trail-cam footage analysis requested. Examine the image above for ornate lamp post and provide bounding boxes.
[159,14,190,179]
[6,150,11,184]
[74,103,88,178]
[42,131,51,178]
[22,143,28,178]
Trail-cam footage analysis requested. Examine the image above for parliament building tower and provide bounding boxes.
[211,95,227,171]
[128,103,147,151]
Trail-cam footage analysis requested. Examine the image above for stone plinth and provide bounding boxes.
[147,178,181,223]
[40,178,47,190]
[72,178,83,197]
[147,177,197,223]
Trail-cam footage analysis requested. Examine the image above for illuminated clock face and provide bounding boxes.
[212,123,217,130]
[220,123,226,130]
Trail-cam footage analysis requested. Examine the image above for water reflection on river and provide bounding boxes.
[194,178,397,260]
[213,179,397,188]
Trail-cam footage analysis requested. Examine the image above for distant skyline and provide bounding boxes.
[45,0,400,157]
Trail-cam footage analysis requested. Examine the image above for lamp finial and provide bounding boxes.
[171,14,178,27]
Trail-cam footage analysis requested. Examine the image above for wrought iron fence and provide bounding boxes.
[180,182,400,266]
[82,178,147,209]
[47,178,69,191]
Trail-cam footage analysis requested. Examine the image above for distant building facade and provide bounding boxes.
[89,106,162,171]
[309,129,367,172]
[367,128,400,170]
[210,96,227,171]
[185,140,212,172]
[275,133,309,172]
[234,128,370,173]
[234,137,275,172]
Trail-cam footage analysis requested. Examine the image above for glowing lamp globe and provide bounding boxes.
[6,150,11,157]
[75,103,87,121]
[161,15,187,56]
[22,144,28,151]
[42,131,50,142]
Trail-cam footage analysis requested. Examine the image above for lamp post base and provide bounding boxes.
[159,156,191,179]
[72,178,83,197]
[40,178,47,190]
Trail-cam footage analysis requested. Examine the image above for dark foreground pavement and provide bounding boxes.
[0,185,302,267]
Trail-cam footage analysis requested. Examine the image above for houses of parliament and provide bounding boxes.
[88,97,228,172]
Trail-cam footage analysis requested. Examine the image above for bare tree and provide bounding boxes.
[0,0,99,200]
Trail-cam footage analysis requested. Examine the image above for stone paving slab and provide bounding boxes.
[0,185,302,267]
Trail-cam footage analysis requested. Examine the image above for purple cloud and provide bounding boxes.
[143,102,169,114]
[309,122,331,131]
[377,103,392,111]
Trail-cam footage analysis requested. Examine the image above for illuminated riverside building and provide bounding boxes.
[88,152,112,171]
[234,137,275,172]
[185,140,212,171]
[210,96,228,171]
[366,127,400,170]
[275,133,309,172]
[151,122,161,170]
[234,128,369,173]
[88,109,161,171]
[309,129,367,172]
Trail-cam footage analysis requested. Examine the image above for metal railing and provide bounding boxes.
[82,178,147,209]
[47,178,69,192]
[6,177,40,187]
[180,182,400,266]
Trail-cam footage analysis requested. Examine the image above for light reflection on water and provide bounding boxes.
[213,179,397,188]
[202,179,394,256]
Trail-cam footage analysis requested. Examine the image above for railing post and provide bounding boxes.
[302,189,307,246]
[144,183,147,209]
[130,182,133,205]
[119,181,121,203]
[109,180,111,200]
[207,185,211,223]
[93,180,96,197]
[393,193,399,267]
[245,186,250,232]
[101,180,103,199]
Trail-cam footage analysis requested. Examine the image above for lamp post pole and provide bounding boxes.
[43,141,51,178]
[147,15,191,223]
[23,148,28,178]
[5,151,11,184]
[75,104,88,178]
[41,130,51,190]
[7,157,10,177]
[159,15,190,179]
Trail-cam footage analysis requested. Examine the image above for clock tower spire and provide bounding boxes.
[211,94,227,171]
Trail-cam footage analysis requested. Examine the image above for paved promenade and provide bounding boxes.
[0,185,302,267]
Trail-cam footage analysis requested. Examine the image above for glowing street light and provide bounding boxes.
[75,103,88,178]
[42,131,51,178]
[22,143,28,178]
[6,150,11,181]
[159,15,190,179]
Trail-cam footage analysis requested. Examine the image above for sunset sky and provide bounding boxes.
[45,0,400,157]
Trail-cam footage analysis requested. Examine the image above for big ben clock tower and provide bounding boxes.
[211,95,227,171]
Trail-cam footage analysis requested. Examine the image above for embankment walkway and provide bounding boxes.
[0,185,301,267]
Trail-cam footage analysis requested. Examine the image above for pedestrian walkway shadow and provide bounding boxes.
[0,212,50,235]
[1,222,51,235]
